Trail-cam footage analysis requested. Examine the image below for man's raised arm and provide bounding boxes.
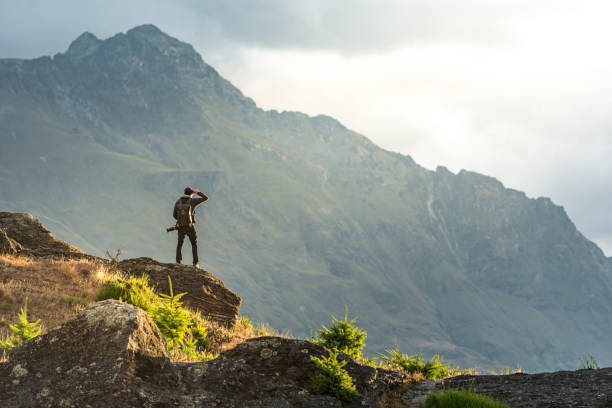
[191,190,208,207]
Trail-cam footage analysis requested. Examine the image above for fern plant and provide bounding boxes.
[311,350,359,403]
[0,298,42,351]
[315,305,366,358]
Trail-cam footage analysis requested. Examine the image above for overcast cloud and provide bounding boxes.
[2,0,612,254]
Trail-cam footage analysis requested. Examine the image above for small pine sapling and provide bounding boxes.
[0,298,42,351]
[311,350,359,403]
[316,305,366,358]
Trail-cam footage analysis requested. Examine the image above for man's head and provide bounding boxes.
[184,187,194,196]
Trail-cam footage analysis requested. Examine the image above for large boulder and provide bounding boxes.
[0,212,83,257]
[118,257,241,327]
[0,299,174,407]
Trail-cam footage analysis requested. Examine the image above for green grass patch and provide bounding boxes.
[239,316,253,331]
[424,390,510,408]
[239,315,276,336]
[254,321,275,336]
[579,353,600,369]
[380,342,475,380]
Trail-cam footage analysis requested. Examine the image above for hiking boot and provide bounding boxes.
[193,263,200,269]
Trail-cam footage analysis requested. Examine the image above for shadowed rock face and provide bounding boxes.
[0,212,83,257]
[117,257,242,327]
[0,228,22,254]
[0,300,407,407]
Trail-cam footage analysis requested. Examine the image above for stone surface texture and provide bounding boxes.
[0,227,22,254]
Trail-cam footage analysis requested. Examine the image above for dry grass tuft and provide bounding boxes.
[0,254,118,340]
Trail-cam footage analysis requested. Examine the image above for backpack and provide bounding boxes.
[175,199,193,226]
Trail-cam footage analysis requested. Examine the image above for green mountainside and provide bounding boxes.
[2,24,612,371]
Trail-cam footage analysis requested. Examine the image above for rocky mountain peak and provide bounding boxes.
[65,31,101,60]
[126,23,164,37]
[61,24,206,75]
[121,24,203,64]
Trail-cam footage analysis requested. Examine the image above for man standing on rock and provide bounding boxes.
[173,187,208,268]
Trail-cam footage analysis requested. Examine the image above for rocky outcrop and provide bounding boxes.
[0,299,407,407]
[403,370,612,407]
[0,228,22,254]
[0,212,83,257]
[118,257,241,327]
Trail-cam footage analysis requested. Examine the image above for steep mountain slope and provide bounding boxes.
[1,24,612,371]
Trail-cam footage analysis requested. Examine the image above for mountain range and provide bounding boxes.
[2,24,612,372]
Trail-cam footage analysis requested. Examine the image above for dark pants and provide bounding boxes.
[176,225,198,264]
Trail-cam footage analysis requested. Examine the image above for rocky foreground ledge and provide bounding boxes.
[3,299,612,408]
[0,300,406,407]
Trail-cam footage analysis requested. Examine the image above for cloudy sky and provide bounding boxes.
[2,0,612,254]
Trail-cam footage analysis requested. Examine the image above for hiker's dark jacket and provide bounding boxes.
[173,192,208,224]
